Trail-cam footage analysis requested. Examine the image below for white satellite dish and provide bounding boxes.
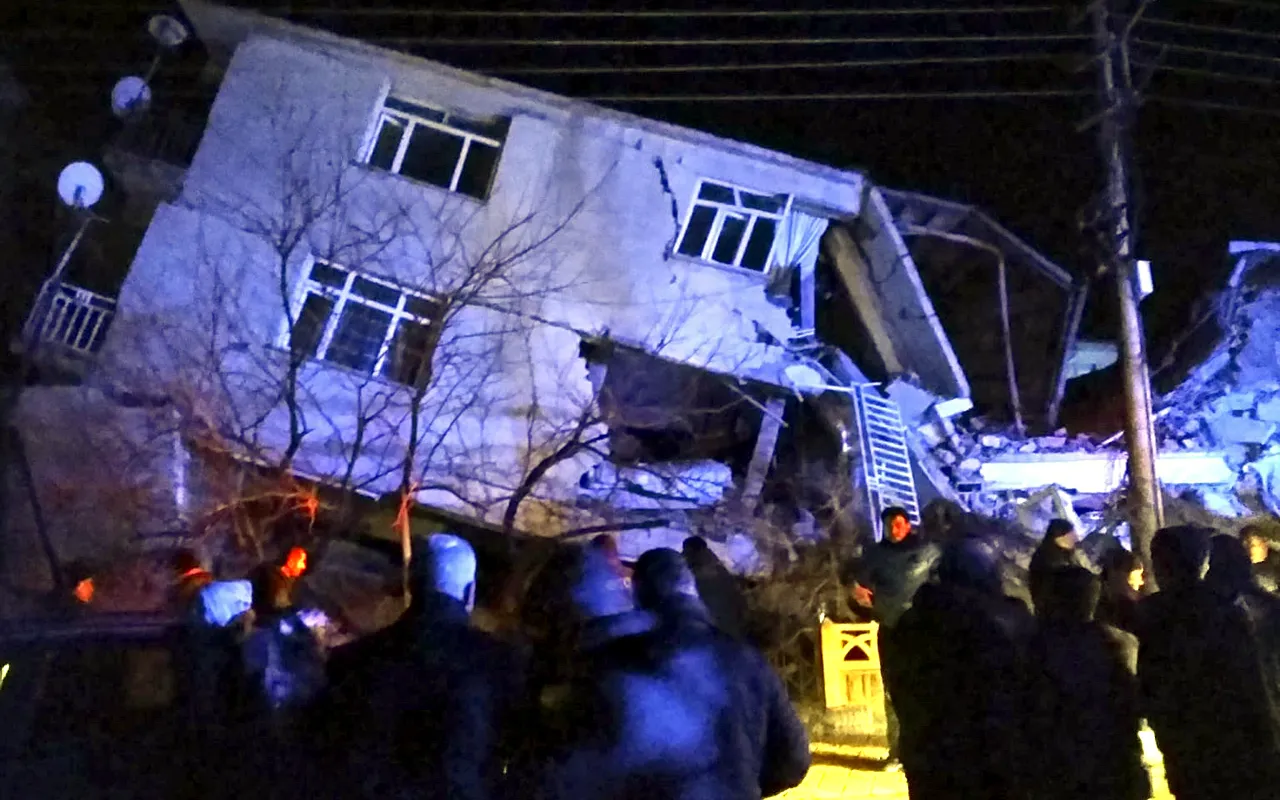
[111,76,152,118]
[57,162,105,209]
[784,364,829,393]
[148,14,190,48]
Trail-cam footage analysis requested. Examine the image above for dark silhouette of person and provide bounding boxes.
[845,505,941,768]
[1025,566,1149,800]
[1096,547,1144,635]
[888,535,1033,800]
[681,536,748,639]
[516,545,806,800]
[1029,518,1093,613]
[1138,525,1280,800]
[631,547,810,797]
[331,534,523,800]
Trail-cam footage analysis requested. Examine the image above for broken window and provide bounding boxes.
[676,179,789,273]
[365,98,509,200]
[286,259,442,387]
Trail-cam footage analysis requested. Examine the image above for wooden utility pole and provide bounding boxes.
[1089,0,1163,585]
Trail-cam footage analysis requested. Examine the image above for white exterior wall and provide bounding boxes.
[99,32,868,534]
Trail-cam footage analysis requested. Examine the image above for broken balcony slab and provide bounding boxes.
[979,451,1236,494]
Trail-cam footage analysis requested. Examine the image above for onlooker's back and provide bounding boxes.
[1025,567,1148,800]
[682,537,749,639]
[1139,526,1280,800]
[632,548,810,799]
[889,536,1032,800]
[338,534,523,800]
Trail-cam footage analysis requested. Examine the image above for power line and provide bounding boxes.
[492,52,1080,76]
[1147,94,1280,116]
[1139,16,1280,42]
[370,34,1092,47]
[1149,62,1280,87]
[1203,0,1280,10]
[1133,38,1280,66]
[231,5,1062,17]
[584,89,1090,102]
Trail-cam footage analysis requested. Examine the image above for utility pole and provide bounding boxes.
[1089,0,1163,586]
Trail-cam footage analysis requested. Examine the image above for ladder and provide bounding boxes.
[853,386,922,540]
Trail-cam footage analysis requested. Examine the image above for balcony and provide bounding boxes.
[23,282,117,360]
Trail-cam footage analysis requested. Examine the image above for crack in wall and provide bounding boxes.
[652,156,681,260]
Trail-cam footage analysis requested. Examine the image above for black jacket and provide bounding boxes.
[887,582,1033,800]
[518,602,809,800]
[686,551,750,640]
[1138,586,1280,800]
[1028,539,1093,613]
[331,593,524,800]
[1024,620,1149,800]
[852,534,941,628]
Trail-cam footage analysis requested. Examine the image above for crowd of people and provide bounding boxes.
[846,507,1280,800]
[172,534,810,800]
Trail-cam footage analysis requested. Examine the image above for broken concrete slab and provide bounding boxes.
[934,396,974,419]
[886,379,940,428]
[1036,436,1068,449]
[980,434,1008,449]
[980,451,1235,493]
[1210,414,1276,446]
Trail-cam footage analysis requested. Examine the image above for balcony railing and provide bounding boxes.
[26,283,117,357]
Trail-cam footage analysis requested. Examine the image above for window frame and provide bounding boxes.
[363,97,507,198]
[281,258,441,386]
[675,179,792,274]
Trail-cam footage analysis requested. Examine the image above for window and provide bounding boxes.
[675,180,790,273]
[365,98,509,200]
[288,259,441,387]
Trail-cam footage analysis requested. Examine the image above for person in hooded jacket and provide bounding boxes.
[1138,525,1280,800]
[1025,566,1149,800]
[631,547,810,799]
[846,506,941,768]
[886,534,1033,800]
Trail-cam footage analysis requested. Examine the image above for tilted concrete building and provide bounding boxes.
[13,0,1083,576]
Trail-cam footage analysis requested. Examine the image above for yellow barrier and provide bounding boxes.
[820,619,883,711]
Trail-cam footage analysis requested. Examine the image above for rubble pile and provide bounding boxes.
[1155,249,1280,517]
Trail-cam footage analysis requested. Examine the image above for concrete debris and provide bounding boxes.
[1010,485,1086,544]
[1037,436,1068,449]
[1017,442,1038,454]
[579,460,734,510]
[1256,397,1280,424]
[1245,454,1280,517]
[1209,414,1276,446]
[980,434,1007,449]
[958,457,982,474]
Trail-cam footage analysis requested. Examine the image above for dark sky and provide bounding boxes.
[5,0,1279,349]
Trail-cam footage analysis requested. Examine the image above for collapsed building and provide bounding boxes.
[16,0,1263,606]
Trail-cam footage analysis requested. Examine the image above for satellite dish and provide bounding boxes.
[148,14,190,48]
[111,76,152,118]
[783,364,829,393]
[57,162,105,209]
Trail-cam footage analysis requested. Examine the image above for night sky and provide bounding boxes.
[5,0,1279,351]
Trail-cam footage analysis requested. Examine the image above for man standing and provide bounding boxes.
[1029,519,1093,612]
[846,506,941,770]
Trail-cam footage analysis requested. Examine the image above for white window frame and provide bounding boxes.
[364,98,506,196]
[281,258,439,384]
[675,179,792,273]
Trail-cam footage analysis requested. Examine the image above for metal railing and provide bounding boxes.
[26,282,117,356]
